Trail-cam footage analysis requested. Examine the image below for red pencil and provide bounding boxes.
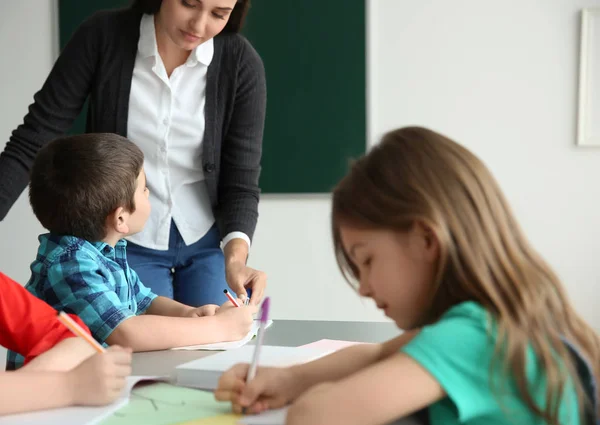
[223,289,241,307]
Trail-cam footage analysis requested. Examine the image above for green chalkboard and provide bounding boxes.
[58,1,366,193]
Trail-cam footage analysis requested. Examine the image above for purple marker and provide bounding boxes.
[246,296,270,382]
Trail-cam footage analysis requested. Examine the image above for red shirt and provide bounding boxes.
[0,272,90,365]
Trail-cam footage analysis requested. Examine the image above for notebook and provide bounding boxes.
[0,375,164,425]
[172,320,274,351]
[175,345,333,390]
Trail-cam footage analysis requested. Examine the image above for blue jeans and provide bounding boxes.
[126,221,227,307]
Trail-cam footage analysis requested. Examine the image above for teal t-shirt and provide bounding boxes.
[401,302,580,425]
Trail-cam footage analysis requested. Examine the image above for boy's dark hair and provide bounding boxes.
[131,0,251,33]
[29,133,144,241]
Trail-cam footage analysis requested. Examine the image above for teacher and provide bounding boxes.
[0,0,267,306]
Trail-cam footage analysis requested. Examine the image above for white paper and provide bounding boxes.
[172,320,274,351]
[175,345,333,390]
[298,339,370,351]
[176,345,332,375]
[239,407,288,425]
[0,375,164,425]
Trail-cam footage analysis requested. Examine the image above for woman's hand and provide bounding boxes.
[224,238,267,306]
[226,261,267,306]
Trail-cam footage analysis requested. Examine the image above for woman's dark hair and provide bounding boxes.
[131,0,250,33]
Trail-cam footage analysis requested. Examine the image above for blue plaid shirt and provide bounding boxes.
[6,234,157,370]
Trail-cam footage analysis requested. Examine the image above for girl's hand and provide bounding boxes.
[214,363,299,414]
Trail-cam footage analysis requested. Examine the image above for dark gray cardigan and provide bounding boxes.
[0,7,266,241]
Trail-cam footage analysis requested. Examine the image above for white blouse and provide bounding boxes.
[126,14,249,251]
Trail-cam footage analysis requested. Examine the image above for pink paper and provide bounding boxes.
[298,339,371,351]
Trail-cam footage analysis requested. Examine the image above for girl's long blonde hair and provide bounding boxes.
[332,126,599,424]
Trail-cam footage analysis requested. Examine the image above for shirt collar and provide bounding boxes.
[138,14,158,59]
[91,239,127,259]
[38,234,127,261]
[138,14,214,67]
[192,37,214,67]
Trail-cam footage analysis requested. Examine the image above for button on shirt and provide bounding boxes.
[126,14,250,251]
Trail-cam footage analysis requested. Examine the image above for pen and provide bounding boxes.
[223,289,241,307]
[57,311,105,353]
[246,296,270,382]
[241,297,270,414]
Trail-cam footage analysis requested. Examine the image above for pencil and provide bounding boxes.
[223,289,241,307]
[57,311,105,353]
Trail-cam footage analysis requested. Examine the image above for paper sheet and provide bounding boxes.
[175,345,333,391]
[172,320,274,351]
[0,375,163,425]
[298,339,370,351]
[103,382,288,425]
[102,382,237,425]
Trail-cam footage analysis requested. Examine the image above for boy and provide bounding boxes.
[7,134,255,370]
[0,272,131,415]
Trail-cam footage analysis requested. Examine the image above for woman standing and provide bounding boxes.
[0,0,267,306]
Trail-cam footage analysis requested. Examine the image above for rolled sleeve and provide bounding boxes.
[127,267,157,314]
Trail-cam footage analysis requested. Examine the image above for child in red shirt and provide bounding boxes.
[0,272,132,416]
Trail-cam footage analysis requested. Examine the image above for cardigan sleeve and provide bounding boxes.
[216,36,266,241]
[0,272,91,365]
[0,12,101,221]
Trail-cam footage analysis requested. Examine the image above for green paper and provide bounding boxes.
[101,382,233,425]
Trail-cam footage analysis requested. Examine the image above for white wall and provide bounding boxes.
[0,1,56,366]
[368,0,600,331]
[0,0,51,283]
[1,0,600,335]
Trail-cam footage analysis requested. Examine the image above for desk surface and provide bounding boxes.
[132,320,424,425]
[132,319,399,376]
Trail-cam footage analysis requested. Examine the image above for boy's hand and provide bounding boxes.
[67,345,132,406]
[186,304,220,317]
[215,300,243,314]
[215,305,258,341]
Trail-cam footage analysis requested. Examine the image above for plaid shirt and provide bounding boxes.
[6,234,156,370]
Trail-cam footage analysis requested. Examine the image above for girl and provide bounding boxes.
[0,272,132,415]
[215,126,600,425]
[0,0,266,307]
